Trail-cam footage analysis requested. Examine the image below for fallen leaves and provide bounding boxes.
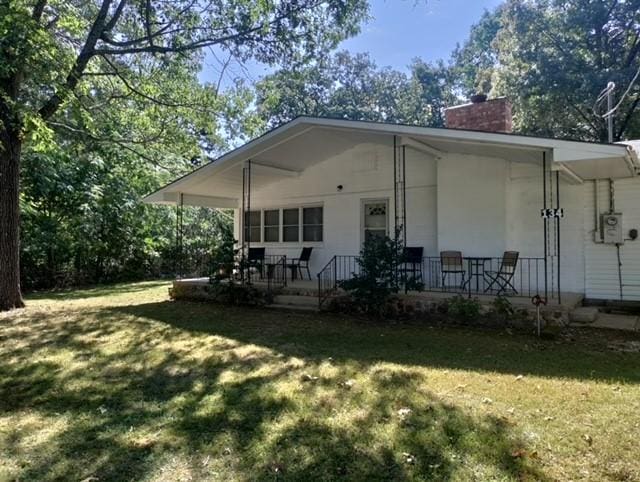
[402,452,417,465]
[340,379,356,389]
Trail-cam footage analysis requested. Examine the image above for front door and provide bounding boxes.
[361,199,389,244]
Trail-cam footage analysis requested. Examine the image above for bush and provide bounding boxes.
[339,235,402,317]
[446,295,482,323]
[208,280,272,306]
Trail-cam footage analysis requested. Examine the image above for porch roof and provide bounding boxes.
[143,116,639,208]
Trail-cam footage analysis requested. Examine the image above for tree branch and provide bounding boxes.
[38,0,114,120]
[615,94,640,140]
[31,0,47,22]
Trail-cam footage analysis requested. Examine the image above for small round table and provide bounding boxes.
[462,257,492,296]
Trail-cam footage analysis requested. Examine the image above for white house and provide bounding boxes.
[144,98,640,303]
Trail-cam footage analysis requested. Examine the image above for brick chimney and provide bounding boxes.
[444,96,513,133]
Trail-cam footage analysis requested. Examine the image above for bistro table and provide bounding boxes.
[462,257,492,297]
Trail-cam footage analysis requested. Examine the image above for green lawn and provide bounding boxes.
[1,282,640,481]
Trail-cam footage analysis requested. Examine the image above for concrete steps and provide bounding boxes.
[269,295,319,312]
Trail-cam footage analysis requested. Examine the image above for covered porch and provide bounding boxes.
[145,117,638,309]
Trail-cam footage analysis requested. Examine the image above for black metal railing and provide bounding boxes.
[318,255,547,307]
[209,254,288,292]
[422,257,545,298]
[264,255,288,292]
[317,255,361,308]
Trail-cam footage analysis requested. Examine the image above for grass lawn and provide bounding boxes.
[1,282,640,481]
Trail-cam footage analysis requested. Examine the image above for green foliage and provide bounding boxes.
[256,51,453,128]
[1,0,370,304]
[446,295,482,323]
[207,280,272,307]
[489,295,516,321]
[19,139,233,289]
[451,0,640,141]
[339,234,403,317]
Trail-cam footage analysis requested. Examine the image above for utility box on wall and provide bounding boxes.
[601,213,624,244]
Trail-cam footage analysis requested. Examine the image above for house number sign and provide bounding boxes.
[540,208,564,219]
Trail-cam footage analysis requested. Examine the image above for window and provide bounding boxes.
[363,201,388,242]
[283,208,299,242]
[263,209,280,242]
[244,211,261,243]
[303,206,323,242]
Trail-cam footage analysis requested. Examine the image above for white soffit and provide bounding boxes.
[143,116,635,205]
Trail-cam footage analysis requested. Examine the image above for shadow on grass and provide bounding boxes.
[0,299,549,481]
[114,300,640,384]
[24,280,170,301]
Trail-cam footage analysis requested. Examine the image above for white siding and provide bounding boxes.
[437,154,507,256]
[584,178,640,301]
[240,137,438,275]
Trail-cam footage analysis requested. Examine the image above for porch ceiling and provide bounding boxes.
[143,117,637,207]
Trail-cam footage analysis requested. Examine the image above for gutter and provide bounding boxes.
[616,141,640,176]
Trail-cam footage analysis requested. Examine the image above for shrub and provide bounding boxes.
[339,234,403,317]
[208,280,272,306]
[447,295,482,323]
[489,295,515,321]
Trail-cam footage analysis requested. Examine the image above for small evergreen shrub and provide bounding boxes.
[446,295,482,323]
[339,234,403,317]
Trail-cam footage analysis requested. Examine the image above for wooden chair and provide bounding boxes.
[485,251,519,295]
[399,247,424,284]
[287,247,313,280]
[440,251,465,289]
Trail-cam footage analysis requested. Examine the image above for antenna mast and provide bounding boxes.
[607,81,615,143]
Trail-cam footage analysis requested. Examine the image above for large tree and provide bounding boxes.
[0,0,368,310]
[255,50,453,128]
[451,0,640,141]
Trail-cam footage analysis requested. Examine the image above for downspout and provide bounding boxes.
[593,180,604,243]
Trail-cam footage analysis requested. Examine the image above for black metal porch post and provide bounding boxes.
[241,160,252,285]
[176,192,184,279]
[556,170,561,305]
[543,153,548,301]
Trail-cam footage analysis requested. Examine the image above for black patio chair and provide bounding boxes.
[287,247,313,280]
[399,247,424,284]
[247,247,266,279]
[484,251,519,295]
[440,250,466,289]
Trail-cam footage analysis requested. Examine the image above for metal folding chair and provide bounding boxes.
[484,251,519,295]
[440,251,465,289]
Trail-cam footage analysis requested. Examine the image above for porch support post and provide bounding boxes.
[393,136,407,246]
[241,160,252,285]
[556,170,562,305]
[543,153,548,301]
[176,192,184,279]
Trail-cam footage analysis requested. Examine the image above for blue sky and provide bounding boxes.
[199,0,502,87]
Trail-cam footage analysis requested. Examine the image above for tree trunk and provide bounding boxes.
[0,122,25,311]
